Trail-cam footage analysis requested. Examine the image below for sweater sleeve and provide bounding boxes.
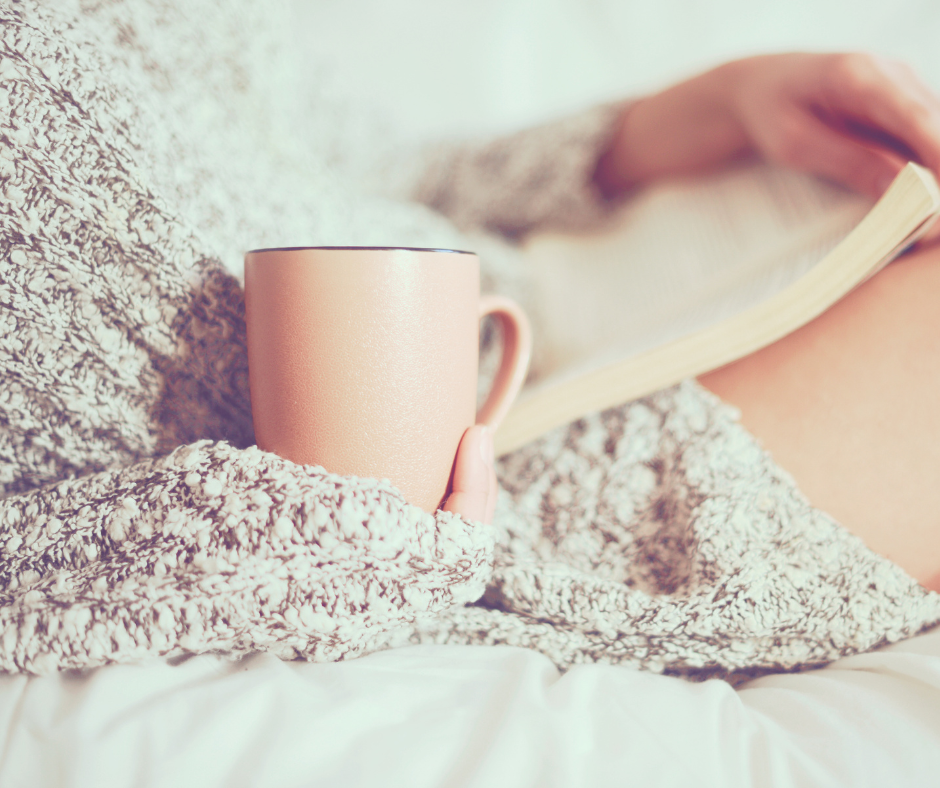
[0,440,494,674]
[0,1,494,674]
[406,103,628,239]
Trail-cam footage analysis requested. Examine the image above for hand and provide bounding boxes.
[729,53,940,198]
[596,53,940,200]
[442,425,497,524]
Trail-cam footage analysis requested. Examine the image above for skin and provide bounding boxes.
[442,424,497,524]
[594,53,940,199]
[447,52,940,590]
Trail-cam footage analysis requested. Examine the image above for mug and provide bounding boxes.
[244,246,532,512]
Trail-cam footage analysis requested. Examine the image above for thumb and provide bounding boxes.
[442,425,495,524]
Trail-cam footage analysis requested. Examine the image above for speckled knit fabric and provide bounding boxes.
[2,0,939,678]
[0,440,493,673]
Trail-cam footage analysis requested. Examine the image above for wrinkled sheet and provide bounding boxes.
[1,628,939,787]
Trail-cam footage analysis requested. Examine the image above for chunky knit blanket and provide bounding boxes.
[2,0,939,680]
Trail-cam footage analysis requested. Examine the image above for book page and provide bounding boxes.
[520,163,873,386]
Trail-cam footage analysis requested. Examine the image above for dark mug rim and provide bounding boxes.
[247,245,475,255]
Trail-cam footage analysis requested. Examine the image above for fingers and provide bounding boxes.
[733,53,940,196]
[820,54,940,174]
[442,425,496,524]
[767,107,906,198]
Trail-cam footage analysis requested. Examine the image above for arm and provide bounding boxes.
[413,53,940,242]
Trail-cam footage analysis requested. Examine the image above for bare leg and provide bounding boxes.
[700,242,940,591]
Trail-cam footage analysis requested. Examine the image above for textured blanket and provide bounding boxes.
[2,0,939,680]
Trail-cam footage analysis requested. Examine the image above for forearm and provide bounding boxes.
[594,62,751,197]
[409,66,748,236]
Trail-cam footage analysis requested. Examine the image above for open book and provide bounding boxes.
[495,162,940,456]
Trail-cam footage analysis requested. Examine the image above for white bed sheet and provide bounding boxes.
[2,627,939,788]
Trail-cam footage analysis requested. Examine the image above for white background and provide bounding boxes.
[293,0,940,141]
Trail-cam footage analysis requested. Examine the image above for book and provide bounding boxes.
[494,162,940,456]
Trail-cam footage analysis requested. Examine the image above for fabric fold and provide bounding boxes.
[0,440,495,674]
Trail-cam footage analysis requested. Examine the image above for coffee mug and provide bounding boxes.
[244,246,532,512]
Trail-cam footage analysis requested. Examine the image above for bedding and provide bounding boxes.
[2,0,940,688]
[2,631,940,787]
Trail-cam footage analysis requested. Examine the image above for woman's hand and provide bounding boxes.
[442,425,497,524]
[595,53,940,200]
[731,54,940,197]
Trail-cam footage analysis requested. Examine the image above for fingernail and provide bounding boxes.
[479,426,494,466]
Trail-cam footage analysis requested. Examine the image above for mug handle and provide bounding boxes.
[476,294,533,430]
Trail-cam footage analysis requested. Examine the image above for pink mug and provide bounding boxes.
[244,246,532,512]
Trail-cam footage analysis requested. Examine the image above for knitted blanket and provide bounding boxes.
[2,0,939,681]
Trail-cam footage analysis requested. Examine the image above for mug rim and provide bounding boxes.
[247,245,475,255]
